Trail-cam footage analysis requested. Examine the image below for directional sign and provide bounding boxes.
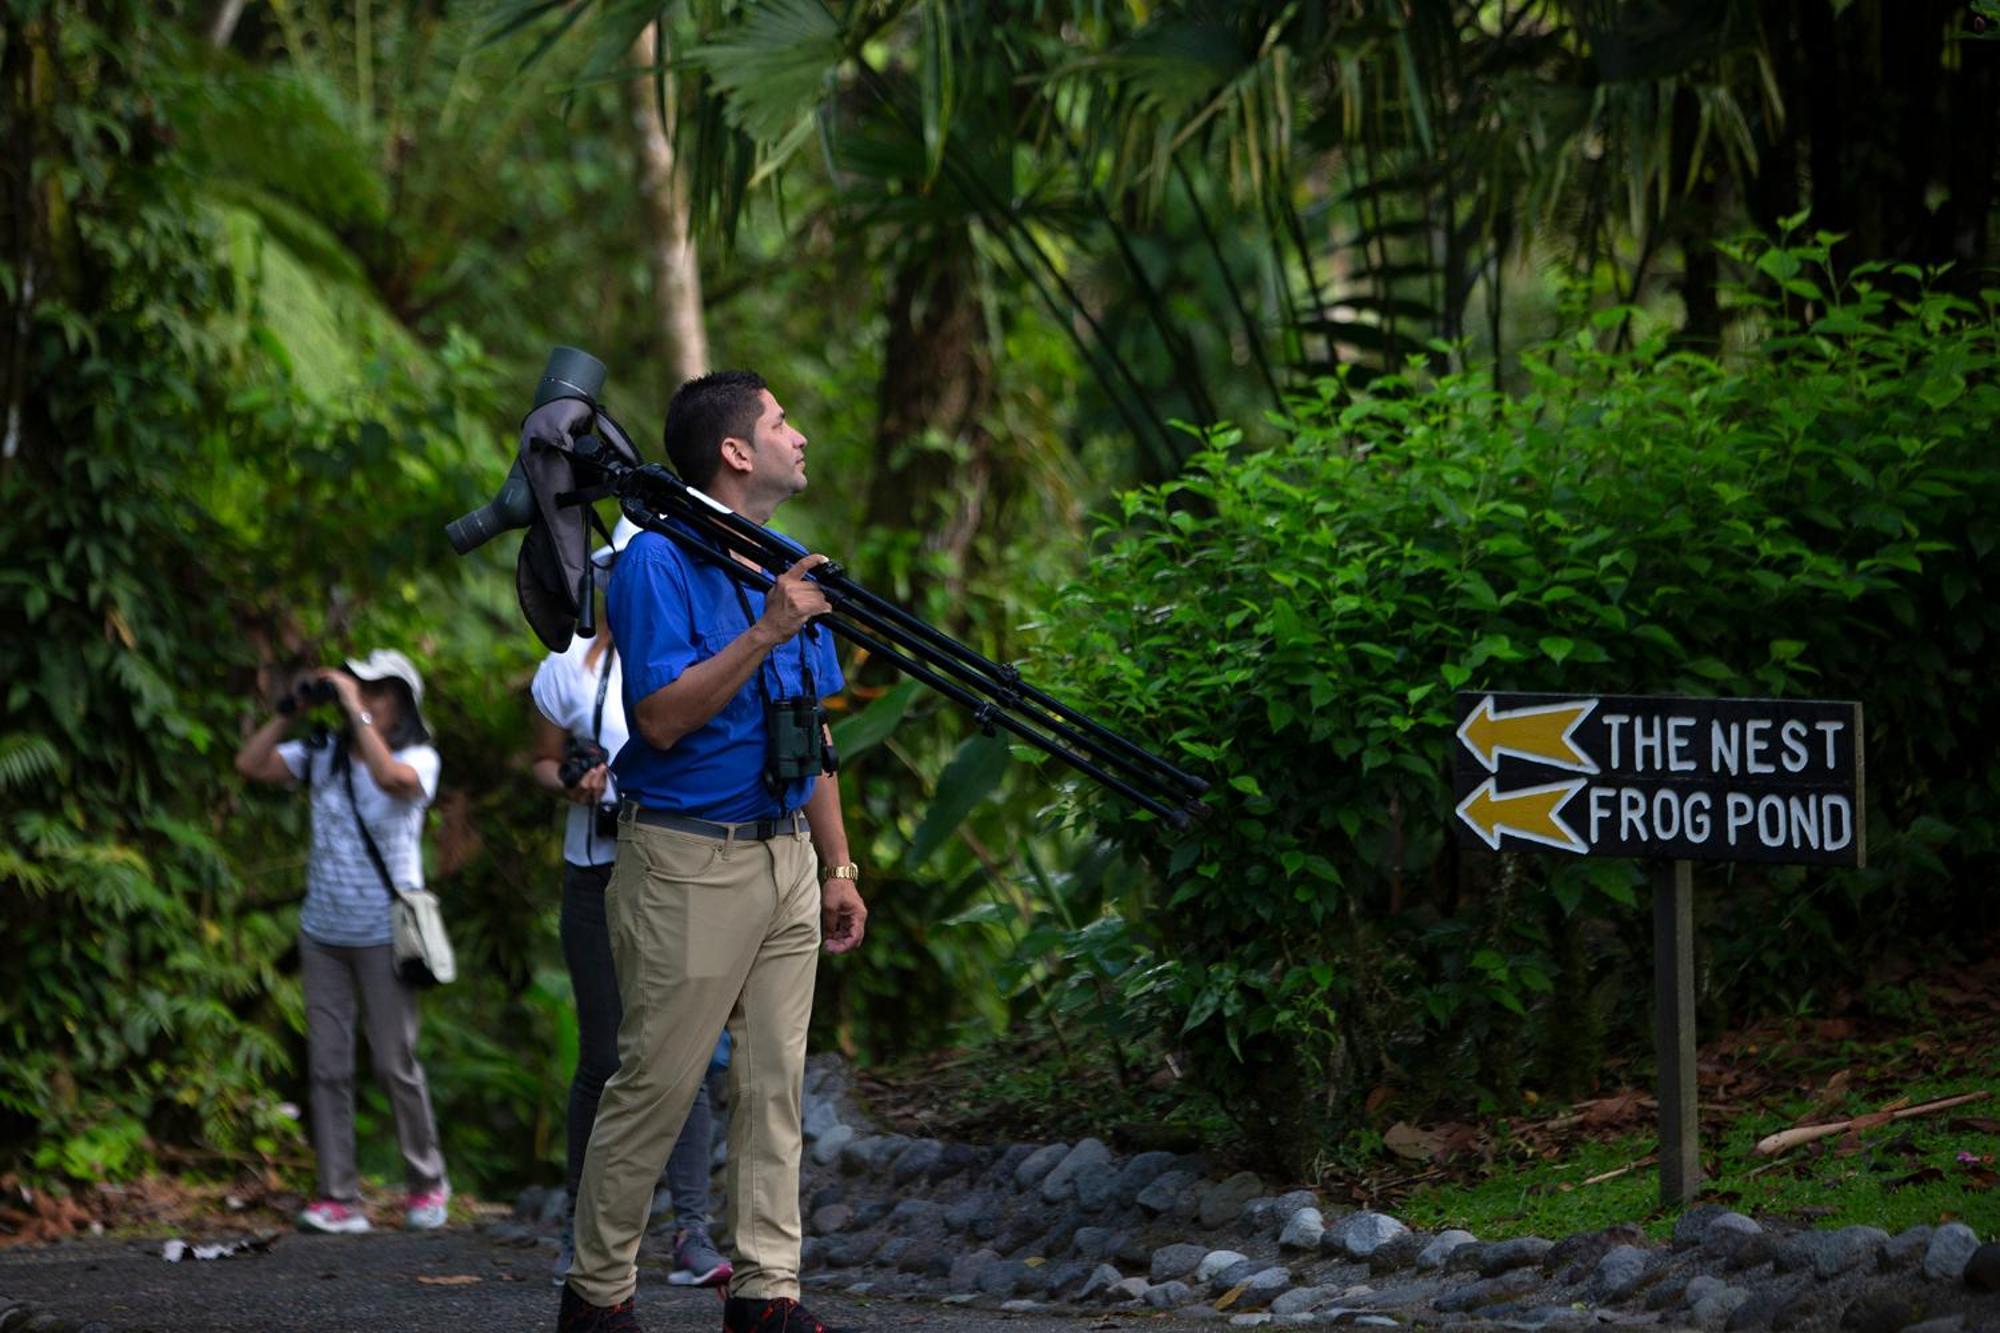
[1451,693,1865,867]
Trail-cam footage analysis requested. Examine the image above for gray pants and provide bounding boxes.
[561,859,718,1231]
[300,934,447,1201]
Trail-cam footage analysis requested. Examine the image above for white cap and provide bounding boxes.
[344,648,430,733]
[591,516,643,569]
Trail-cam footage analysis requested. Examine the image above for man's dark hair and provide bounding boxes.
[664,370,768,488]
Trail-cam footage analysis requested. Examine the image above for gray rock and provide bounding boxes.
[1543,1224,1646,1280]
[1077,1263,1125,1301]
[802,1095,841,1141]
[837,1134,888,1174]
[1710,1211,1762,1238]
[1779,1227,1900,1280]
[886,1198,943,1231]
[1279,1208,1325,1251]
[1365,1231,1425,1273]
[1477,1236,1554,1277]
[1116,1234,1155,1266]
[1923,1223,1980,1282]
[1227,1315,1272,1328]
[1709,1228,1779,1272]
[896,1238,950,1277]
[1041,1137,1115,1202]
[1240,1196,1283,1234]
[1896,1317,1966,1333]
[1725,1283,1800,1332]
[1071,1226,1114,1259]
[1837,1290,1929,1333]
[930,1142,981,1184]
[985,1143,1036,1187]
[1770,1287,1827,1331]
[1966,1241,2000,1291]
[1348,1279,1444,1310]
[1417,1229,1478,1270]
[824,1232,881,1268]
[1882,1225,1935,1268]
[1690,1285,1750,1325]
[1015,1142,1072,1192]
[1113,1150,1180,1203]
[940,1191,984,1234]
[1199,1249,1253,1284]
[534,1186,569,1225]
[810,1204,854,1235]
[1271,1190,1321,1228]
[1270,1285,1341,1316]
[1327,1211,1411,1259]
[1434,1271,1541,1312]
[1239,1266,1293,1306]
[1585,1244,1652,1303]
[1043,1260,1097,1299]
[975,1260,1034,1296]
[997,1300,1041,1313]
[1033,1215,1082,1259]
[1817,1226,1889,1279]
[1674,1204,1734,1250]
[1137,1168,1200,1215]
[1074,1163,1123,1213]
[1685,1274,1730,1306]
[1209,1260,1261,1294]
[875,1236,914,1268]
[1201,1171,1268,1229]
[949,1247,1002,1289]
[1153,1242,1209,1282]
[810,1123,855,1167]
[1108,1276,1152,1304]
[890,1138,944,1184]
[849,1199,891,1228]
[1145,1280,1196,1309]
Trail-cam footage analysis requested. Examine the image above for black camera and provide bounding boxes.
[559,736,611,789]
[278,676,340,716]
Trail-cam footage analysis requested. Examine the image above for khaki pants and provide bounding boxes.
[569,812,820,1307]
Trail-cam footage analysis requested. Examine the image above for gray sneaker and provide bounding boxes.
[551,1215,574,1288]
[667,1226,733,1287]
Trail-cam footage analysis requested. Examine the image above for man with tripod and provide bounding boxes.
[558,371,866,1333]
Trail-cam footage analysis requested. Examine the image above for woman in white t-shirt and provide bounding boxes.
[529,520,732,1290]
[235,648,450,1235]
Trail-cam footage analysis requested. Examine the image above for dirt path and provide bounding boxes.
[0,1226,1130,1333]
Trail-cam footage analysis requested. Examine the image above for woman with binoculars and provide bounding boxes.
[530,518,733,1291]
[233,649,452,1235]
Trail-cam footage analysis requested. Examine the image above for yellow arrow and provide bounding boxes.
[1455,778,1590,853]
[1457,696,1599,773]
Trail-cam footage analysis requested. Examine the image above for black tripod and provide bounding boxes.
[555,404,1209,829]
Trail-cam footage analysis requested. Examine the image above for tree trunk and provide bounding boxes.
[628,23,708,387]
[206,0,247,49]
[863,231,994,616]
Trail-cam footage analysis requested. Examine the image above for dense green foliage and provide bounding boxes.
[1044,240,2000,1172]
[4,0,1999,1204]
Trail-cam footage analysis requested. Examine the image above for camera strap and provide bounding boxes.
[583,641,616,863]
[590,642,615,744]
[339,750,402,902]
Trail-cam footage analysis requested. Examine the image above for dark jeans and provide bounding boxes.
[560,860,718,1230]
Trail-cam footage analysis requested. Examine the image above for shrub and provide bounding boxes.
[1042,237,2000,1173]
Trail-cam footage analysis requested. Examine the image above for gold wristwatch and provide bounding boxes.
[826,862,860,881]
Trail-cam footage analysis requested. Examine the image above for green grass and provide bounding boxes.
[1397,1069,2000,1242]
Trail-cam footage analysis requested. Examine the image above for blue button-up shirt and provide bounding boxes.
[606,525,844,821]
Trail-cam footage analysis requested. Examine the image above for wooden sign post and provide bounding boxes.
[1450,693,1866,1205]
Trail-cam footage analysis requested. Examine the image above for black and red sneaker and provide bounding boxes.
[722,1295,846,1333]
[558,1281,644,1332]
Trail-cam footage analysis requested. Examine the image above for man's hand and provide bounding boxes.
[566,763,610,805]
[758,554,831,644]
[821,877,867,954]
